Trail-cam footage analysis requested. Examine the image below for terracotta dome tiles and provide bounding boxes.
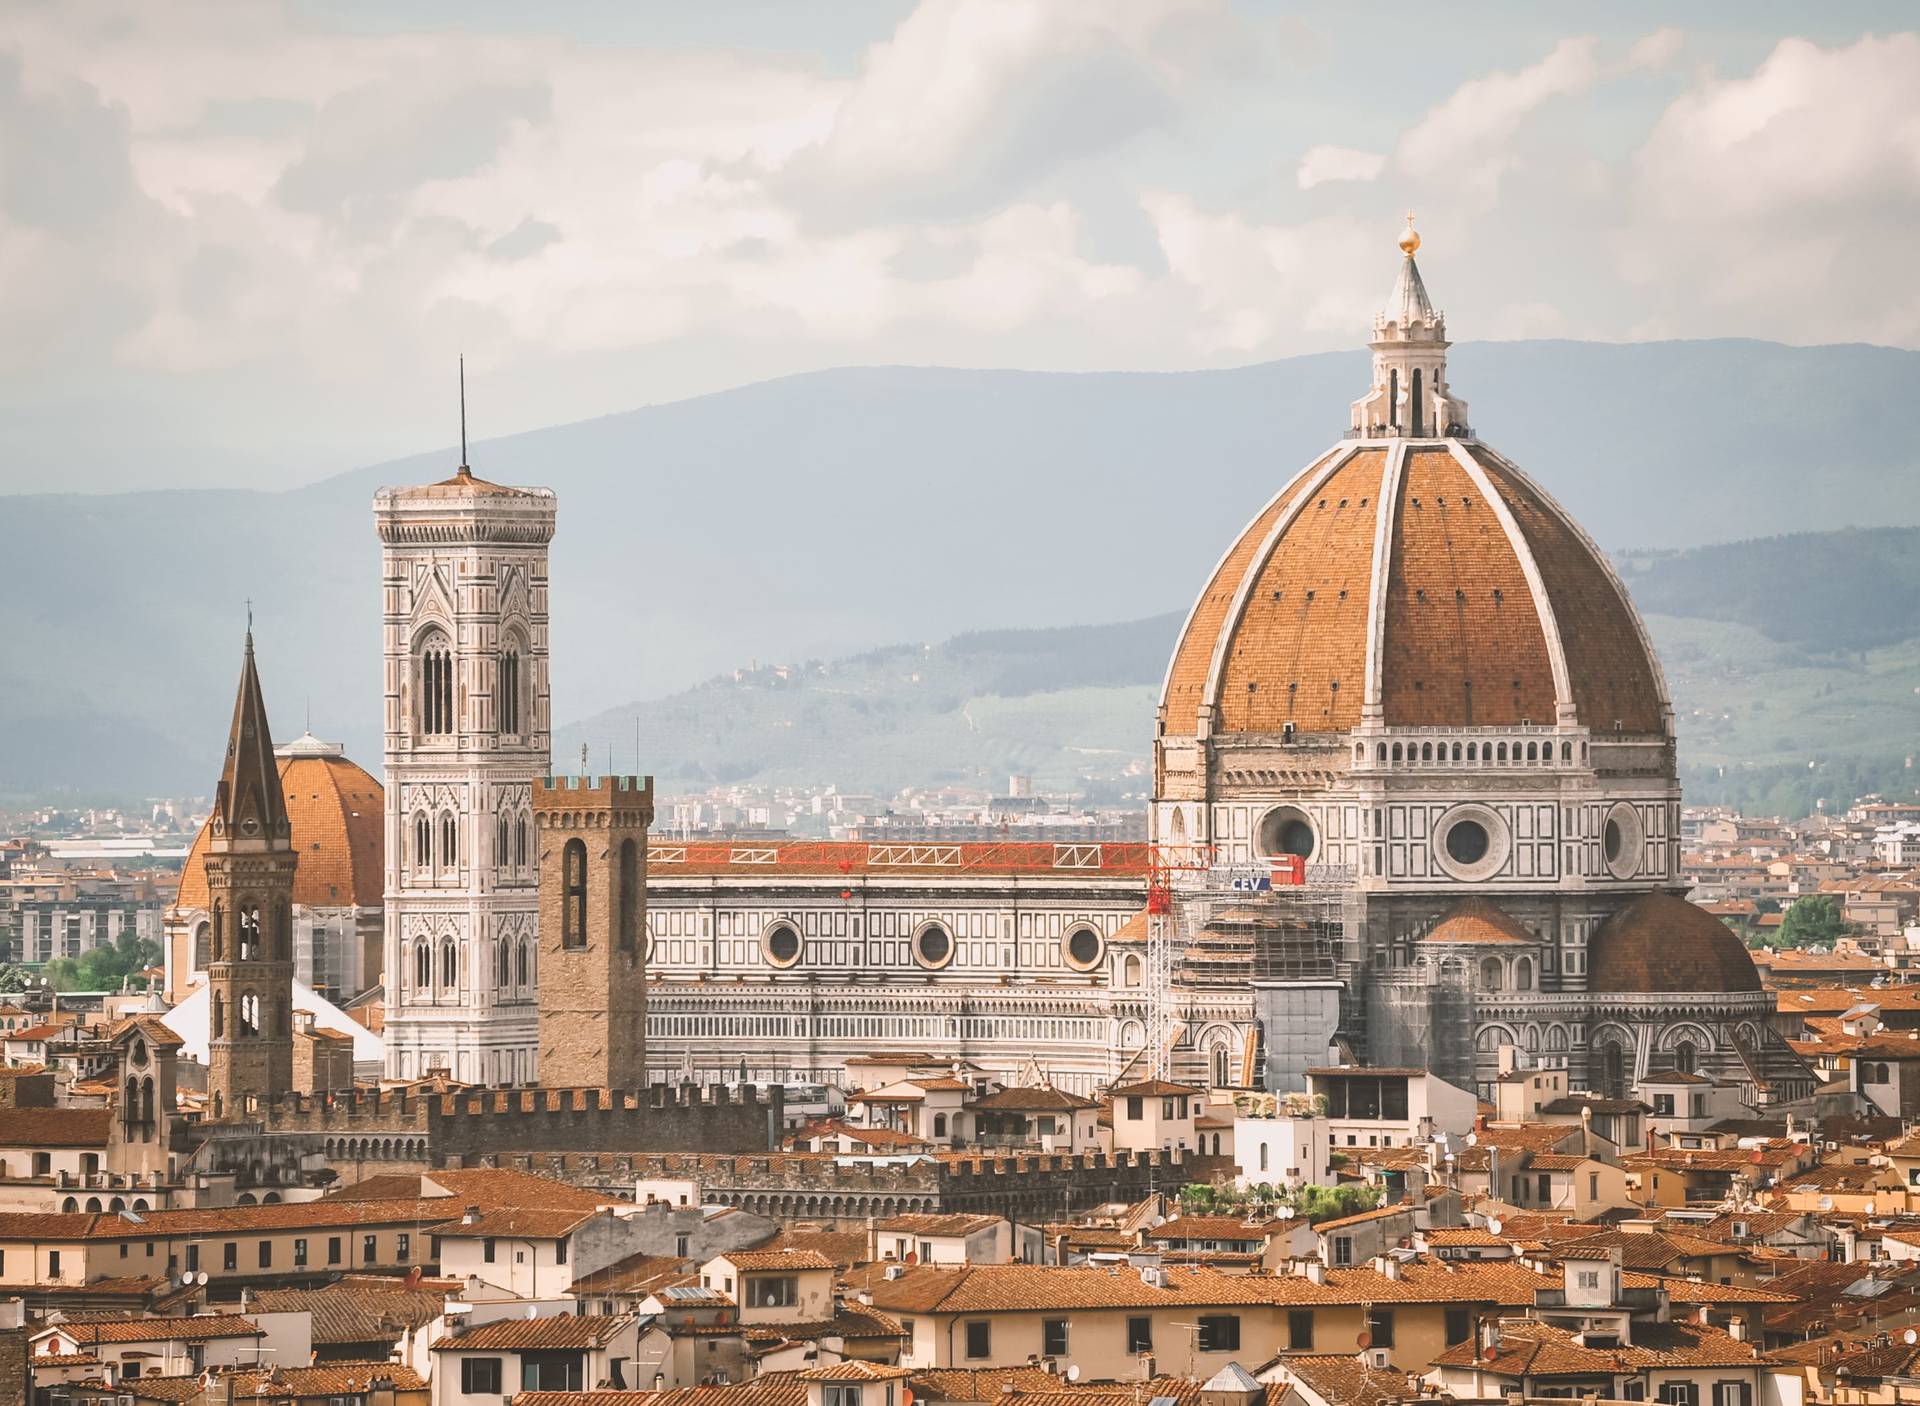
[177,754,384,911]
[1160,439,1669,741]
[1588,892,1762,994]
[1381,448,1557,728]
[1217,449,1385,733]
[1469,447,1665,736]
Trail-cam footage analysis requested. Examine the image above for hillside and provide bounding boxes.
[555,527,1920,815]
[3,340,1918,802]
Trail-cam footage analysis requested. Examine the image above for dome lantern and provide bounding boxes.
[1350,216,1470,440]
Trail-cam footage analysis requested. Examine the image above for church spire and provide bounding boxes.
[210,627,291,848]
[1349,215,1471,440]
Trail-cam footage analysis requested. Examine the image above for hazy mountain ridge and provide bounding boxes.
[554,528,1920,813]
[3,340,1917,802]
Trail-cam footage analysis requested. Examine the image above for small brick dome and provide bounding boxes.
[1587,893,1763,995]
[1161,441,1669,740]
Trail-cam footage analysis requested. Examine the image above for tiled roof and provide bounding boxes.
[865,1260,1548,1314]
[1270,1354,1415,1406]
[714,1248,834,1272]
[1109,1079,1202,1098]
[908,1368,1060,1402]
[518,1377,806,1406]
[176,752,383,909]
[0,1198,461,1242]
[1144,1215,1293,1242]
[40,1315,260,1344]
[247,1277,450,1344]
[436,1206,603,1239]
[435,1314,629,1351]
[568,1251,691,1297]
[752,1228,870,1271]
[0,1108,111,1148]
[876,1213,1002,1238]
[1589,893,1762,995]
[1432,1318,1758,1374]
[209,1363,427,1399]
[1315,1201,1416,1231]
[968,1085,1097,1112]
[797,1363,910,1382]
[1419,899,1537,946]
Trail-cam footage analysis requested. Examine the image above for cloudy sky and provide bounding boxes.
[1,1,1914,492]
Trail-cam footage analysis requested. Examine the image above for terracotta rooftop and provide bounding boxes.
[1589,892,1762,994]
[434,1313,629,1352]
[1420,899,1538,946]
[0,1107,111,1148]
[177,750,382,910]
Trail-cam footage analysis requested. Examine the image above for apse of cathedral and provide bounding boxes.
[213,221,1805,1107]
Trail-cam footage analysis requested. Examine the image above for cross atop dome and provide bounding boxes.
[1349,216,1470,440]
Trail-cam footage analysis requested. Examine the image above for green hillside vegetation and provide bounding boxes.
[560,527,1920,817]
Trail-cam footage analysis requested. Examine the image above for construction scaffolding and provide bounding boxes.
[1144,849,1366,1082]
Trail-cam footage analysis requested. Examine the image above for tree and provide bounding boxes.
[1179,1183,1216,1212]
[1777,894,1848,949]
[1293,1182,1383,1223]
[42,931,162,992]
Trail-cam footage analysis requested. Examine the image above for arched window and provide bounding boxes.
[419,634,454,736]
[1391,743,1403,762]
[1600,1043,1626,1099]
[441,938,457,988]
[933,1113,948,1138]
[415,815,431,871]
[1212,1045,1230,1088]
[1466,743,1477,761]
[1526,742,1539,762]
[1259,1142,1269,1172]
[618,839,639,952]
[1376,743,1387,762]
[238,905,260,962]
[1421,742,1433,761]
[211,992,224,1038]
[496,813,509,867]
[515,816,528,869]
[414,941,430,991]
[238,993,260,1037]
[441,813,457,869]
[1480,958,1504,991]
[1389,367,1400,430]
[517,937,530,986]
[1496,742,1508,762]
[498,941,512,991]
[141,1078,154,1126]
[499,648,521,735]
[562,839,588,949]
[1513,956,1533,990]
[1451,742,1462,761]
[1673,1041,1697,1075]
[1411,367,1424,436]
[1562,742,1573,763]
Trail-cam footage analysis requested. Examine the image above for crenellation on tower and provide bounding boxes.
[533,773,655,1090]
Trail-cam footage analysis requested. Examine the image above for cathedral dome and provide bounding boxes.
[1159,230,1669,743]
[177,738,383,910]
[1587,893,1763,995]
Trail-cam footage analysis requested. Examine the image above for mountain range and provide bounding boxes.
[3,338,1917,807]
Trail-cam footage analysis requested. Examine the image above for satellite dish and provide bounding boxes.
[1356,1331,1373,1350]
[1486,1218,1503,1236]
[1067,1367,1081,1383]
[1465,1132,1478,1147]
[1906,1330,1917,1346]
[197,1272,209,1285]
[904,1252,918,1265]
[178,1272,194,1288]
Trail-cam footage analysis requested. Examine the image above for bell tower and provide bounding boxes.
[533,774,653,1089]
[204,630,297,1119]
[1349,215,1471,440]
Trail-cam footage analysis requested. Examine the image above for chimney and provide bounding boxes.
[1374,1255,1402,1281]
[1729,1318,1746,1342]
[462,1205,482,1225]
[1305,1260,1326,1284]
[1581,1104,1594,1158]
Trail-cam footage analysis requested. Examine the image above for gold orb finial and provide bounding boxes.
[1398,211,1420,256]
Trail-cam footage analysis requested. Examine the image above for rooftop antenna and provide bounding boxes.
[458,355,470,473]
[580,742,589,779]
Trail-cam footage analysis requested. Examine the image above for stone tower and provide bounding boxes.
[533,774,654,1088]
[204,631,297,1119]
[375,455,556,1086]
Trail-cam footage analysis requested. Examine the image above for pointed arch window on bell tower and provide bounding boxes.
[419,634,454,737]
[562,839,588,950]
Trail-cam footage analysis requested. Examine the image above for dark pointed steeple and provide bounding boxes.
[210,629,291,848]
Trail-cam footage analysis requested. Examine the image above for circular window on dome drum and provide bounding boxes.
[1603,802,1644,880]
[1063,924,1104,972]
[1433,804,1511,882]
[912,920,954,971]
[1256,806,1317,861]
[762,921,802,969]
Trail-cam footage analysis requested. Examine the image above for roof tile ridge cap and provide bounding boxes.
[1443,438,1573,722]
[1470,439,1674,727]
[1359,438,1408,718]
[1199,441,1362,718]
[1157,446,1346,716]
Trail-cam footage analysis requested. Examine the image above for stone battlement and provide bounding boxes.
[264,1081,782,1161]
[535,774,654,806]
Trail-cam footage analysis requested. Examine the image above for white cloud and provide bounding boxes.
[1623,32,1920,345]
[1628,27,1685,72]
[1296,144,1384,190]
[1396,37,1601,196]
